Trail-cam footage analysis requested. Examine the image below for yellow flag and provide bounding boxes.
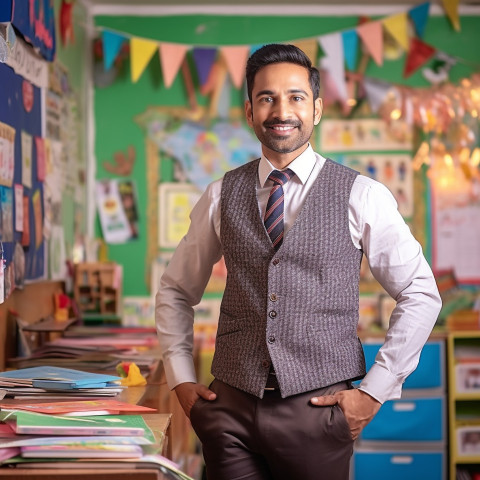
[293,39,318,66]
[442,0,461,31]
[382,12,409,51]
[130,37,158,83]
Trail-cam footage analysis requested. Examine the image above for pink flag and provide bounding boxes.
[159,42,189,89]
[357,21,384,66]
[220,46,250,89]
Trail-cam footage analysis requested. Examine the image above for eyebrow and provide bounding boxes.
[255,88,310,98]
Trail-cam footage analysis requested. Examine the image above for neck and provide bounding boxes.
[263,144,309,170]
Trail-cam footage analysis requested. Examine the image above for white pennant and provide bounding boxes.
[363,77,392,113]
[318,32,347,101]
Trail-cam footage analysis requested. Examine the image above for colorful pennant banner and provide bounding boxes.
[96,1,467,107]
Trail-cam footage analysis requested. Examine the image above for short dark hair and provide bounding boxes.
[246,44,320,102]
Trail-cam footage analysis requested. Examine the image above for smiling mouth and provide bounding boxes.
[270,125,296,131]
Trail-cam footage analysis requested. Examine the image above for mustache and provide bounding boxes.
[263,118,301,128]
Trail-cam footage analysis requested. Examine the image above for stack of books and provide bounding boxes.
[0,409,192,479]
[0,366,125,399]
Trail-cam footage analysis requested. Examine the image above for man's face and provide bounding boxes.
[245,62,322,165]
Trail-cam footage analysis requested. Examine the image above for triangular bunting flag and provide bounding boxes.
[409,2,430,38]
[159,42,189,88]
[192,47,218,87]
[404,37,436,78]
[250,44,264,55]
[130,37,158,83]
[342,30,359,71]
[318,32,348,101]
[292,39,318,66]
[217,75,232,119]
[442,0,461,31]
[363,76,393,113]
[220,46,250,89]
[320,70,343,108]
[102,30,127,71]
[357,21,383,66]
[382,12,409,51]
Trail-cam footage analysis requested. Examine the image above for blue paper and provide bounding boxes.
[0,366,121,388]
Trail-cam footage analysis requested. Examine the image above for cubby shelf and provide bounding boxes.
[73,263,123,319]
[447,331,480,480]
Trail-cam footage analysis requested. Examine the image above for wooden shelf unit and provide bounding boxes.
[447,330,480,480]
[73,263,122,317]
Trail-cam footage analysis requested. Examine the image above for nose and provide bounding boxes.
[272,96,291,120]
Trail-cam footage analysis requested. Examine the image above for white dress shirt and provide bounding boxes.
[155,144,442,404]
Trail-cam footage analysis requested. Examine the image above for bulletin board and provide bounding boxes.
[0,0,88,299]
[0,63,45,282]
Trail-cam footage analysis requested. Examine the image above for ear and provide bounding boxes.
[314,98,323,126]
[245,100,253,128]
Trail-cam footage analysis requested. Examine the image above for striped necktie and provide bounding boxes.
[264,169,294,251]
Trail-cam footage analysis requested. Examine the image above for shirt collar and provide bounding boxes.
[259,144,317,187]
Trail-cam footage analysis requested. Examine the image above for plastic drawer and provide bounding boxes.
[362,341,444,389]
[352,449,445,480]
[360,396,445,442]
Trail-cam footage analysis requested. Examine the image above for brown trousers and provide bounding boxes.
[190,379,354,480]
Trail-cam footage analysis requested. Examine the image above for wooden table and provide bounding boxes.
[0,358,196,478]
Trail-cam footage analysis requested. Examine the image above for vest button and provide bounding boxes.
[268,335,276,344]
[269,293,277,302]
[272,259,280,266]
[269,310,277,319]
[262,360,270,368]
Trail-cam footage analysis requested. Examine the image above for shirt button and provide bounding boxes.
[269,293,277,302]
[269,310,277,319]
[268,335,276,344]
[272,259,280,266]
[262,360,270,368]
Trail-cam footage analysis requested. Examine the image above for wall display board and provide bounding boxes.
[432,180,480,285]
[0,63,45,282]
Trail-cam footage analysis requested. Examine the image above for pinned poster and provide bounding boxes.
[32,190,43,249]
[14,184,23,232]
[0,186,13,242]
[21,196,30,246]
[0,122,15,187]
[35,137,46,181]
[21,131,32,188]
[96,179,133,244]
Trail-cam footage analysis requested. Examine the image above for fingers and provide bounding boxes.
[197,383,217,401]
[310,393,338,406]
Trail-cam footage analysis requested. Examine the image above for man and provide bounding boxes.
[156,44,441,480]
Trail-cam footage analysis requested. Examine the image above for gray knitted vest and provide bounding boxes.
[212,158,366,398]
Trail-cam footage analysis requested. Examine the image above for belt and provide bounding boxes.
[264,370,280,391]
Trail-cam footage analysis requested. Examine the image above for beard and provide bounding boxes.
[252,117,314,154]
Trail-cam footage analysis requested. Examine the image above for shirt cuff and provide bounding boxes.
[357,363,403,404]
[163,355,197,390]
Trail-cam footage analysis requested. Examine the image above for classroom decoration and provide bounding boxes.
[442,0,461,31]
[96,179,139,244]
[102,145,136,176]
[145,116,261,191]
[59,0,75,47]
[95,1,466,99]
[1,0,56,62]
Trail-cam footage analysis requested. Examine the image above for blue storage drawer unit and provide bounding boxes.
[360,396,445,442]
[362,341,444,390]
[353,450,445,480]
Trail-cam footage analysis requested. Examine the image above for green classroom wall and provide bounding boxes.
[93,13,480,297]
[55,0,89,249]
